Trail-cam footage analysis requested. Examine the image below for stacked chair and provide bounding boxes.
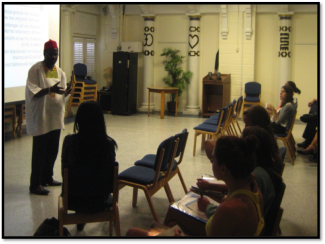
[66,63,98,117]
[118,135,179,223]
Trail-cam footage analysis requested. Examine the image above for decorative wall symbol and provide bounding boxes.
[144,33,153,47]
[188,51,200,56]
[144,50,154,56]
[279,26,291,32]
[279,30,291,58]
[189,26,200,32]
[188,34,199,49]
[144,26,155,32]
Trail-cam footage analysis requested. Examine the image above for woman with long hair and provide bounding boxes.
[61,101,117,230]
[269,85,295,134]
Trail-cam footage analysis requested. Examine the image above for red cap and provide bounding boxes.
[44,39,58,50]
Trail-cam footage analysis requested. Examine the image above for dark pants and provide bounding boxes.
[30,129,61,188]
[302,101,318,144]
[271,122,286,134]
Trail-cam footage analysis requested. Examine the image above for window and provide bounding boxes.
[73,37,96,78]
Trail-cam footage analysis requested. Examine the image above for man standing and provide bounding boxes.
[26,39,72,195]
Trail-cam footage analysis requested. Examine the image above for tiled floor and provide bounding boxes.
[3,112,319,238]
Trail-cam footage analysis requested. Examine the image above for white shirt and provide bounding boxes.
[25,61,67,136]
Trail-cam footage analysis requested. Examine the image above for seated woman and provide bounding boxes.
[197,135,264,236]
[242,105,284,175]
[61,101,118,230]
[266,81,300,114]
[269,85,295,134]
[199,127,283,226]
[126,135,264,237]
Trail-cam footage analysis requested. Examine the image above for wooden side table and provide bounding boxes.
[147,87,178,119]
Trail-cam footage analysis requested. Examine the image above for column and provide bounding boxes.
[278,12,294,92]
[138,15,156,112]
[60,5,75,80]
[183,14,201,115]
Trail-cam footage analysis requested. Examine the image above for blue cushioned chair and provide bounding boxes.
[66,63,98,117]
[118,136,179,222]
[275,103,297,165]
[135,129,189,195]
[193,106,227,156]
[242,82,261,118]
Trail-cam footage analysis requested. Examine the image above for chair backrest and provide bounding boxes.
[154,136,175,172]
[245,82,261,96]
[219,106,228,126]
[262,182,286,236]
[174,129,188,158]
[67,162,116,198]
[74,63,87,78]
[235,96,243,115]
[63,162,118,212]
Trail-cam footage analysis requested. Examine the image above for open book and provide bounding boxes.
[170,192,220,223]
[190,174,226,198]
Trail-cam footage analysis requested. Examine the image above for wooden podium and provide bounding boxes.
[202,73,231,117]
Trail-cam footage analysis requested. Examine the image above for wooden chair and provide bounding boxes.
[242,82,261,118]
[164,130,189,195]
[193,106,227,156]
[58,162,120,236]
[118,136,179,223]
[230,96,243,136]
[66,63,98,117]
[275,104,297,165]
[4,105,16,138]
[16,103,25,137]
[222,101,236,136]
[135,129,189,195]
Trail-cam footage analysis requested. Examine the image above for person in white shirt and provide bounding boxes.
[26,39,72,195]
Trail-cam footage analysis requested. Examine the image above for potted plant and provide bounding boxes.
[161,48,193,113]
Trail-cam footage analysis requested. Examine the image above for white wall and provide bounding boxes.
[255,12,318,117]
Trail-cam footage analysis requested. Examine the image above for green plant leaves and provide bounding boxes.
[161,48,193,101]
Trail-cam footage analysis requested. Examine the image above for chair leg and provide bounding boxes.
[235,120,242,134]
[177,170,188,194]
[201,134,206,150]
[164,183,175,203]
[132,188,138,207]
[193,132,198,156]
[231,123,238,137]
[114,205,121,236]
[143,190,159,223]
[284,141,294,165]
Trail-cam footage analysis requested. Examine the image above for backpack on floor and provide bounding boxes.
[33,217,71,237]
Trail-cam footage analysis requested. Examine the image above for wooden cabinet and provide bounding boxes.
[202,74,231,117]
